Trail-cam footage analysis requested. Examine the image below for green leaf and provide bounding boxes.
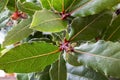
[40,0,52,9]
[67,63,108,80]
[30,9,67,32]
[17,1,41,15]
[17,73,29,80]
[0,42,59,73]
[74,40,120,78]
[65,52,81,66]
[0,0,9,12]
[71,0,120,17]
[69,11,112,42]
[3,18,33,47]
[35,65,51,80]
[104,15,120,41]
[40,0,77,12]
[50,53,67,80]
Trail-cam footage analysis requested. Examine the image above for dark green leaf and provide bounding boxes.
[67,63,108,80]
[0,0,9,12]
[35,65,51,80]
[30,9,67,32]
[104,15,120,41]
[71,0,120,17]
[50,53,67,80]
[70,11,112,42]
[17,1,41,15]
[0,42,59,73]
[3,18,33,47]
[74,40,120,78]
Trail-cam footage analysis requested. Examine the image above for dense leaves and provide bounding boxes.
[3,18,33,47]
[74,40,120,78]
[0,42,59,73]
[0,0,120,80]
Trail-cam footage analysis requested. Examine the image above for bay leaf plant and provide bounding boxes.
[0,0,120,80]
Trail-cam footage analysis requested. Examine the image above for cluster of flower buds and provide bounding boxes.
[11,11,28,20]
[60,11,70,20]
[59,39,74,52]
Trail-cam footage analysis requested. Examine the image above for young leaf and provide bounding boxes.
[74,40,120,78]
[104,15,120,41]
[67,63,108,80]
[0,0,8,12]
[3,18,33,47]
[71,0,120,17]
[30,9,67,32]
[17,1,41,15]
[0,42,59,73]
[70,11,112,42]
[50,53,67,80]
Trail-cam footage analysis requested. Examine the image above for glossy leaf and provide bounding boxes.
[17,1,41,15]
[104,15,120,41]
[67,63,108,80]
[30,9,67,32]
[74,40,120,78]
[0,0,8,12]
[70,11,112,42]
[3,18,33,47]
[0,42,59,73]
[71,0,120,17]
[50,53,67,80]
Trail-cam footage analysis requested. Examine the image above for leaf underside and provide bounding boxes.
[74,40,120,78]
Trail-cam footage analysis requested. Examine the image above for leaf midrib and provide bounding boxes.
[75,50,120,61]
[70,13,105,41]
[0,49,59,65]
[107,25,120,40]
[32,18,61,27]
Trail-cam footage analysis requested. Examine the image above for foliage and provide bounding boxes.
[0,0,120,80]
